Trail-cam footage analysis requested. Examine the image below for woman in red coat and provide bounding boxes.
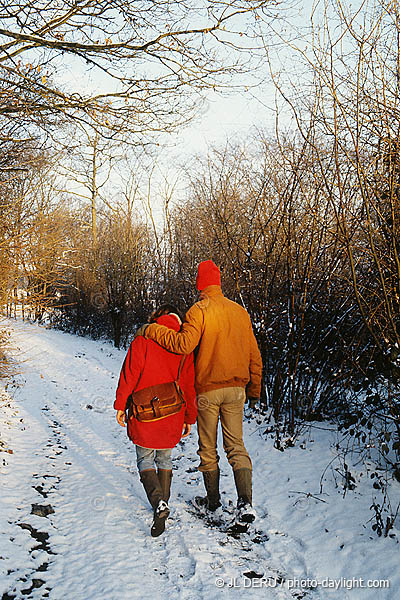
[114,305,197,537]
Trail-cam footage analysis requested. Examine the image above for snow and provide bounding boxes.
[0,318,399,599]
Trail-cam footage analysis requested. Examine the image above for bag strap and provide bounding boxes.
[127,353,187,414]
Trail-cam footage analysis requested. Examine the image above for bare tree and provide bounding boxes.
[0,0,282,144]
[267,0,400,500]
[162,137,359,439]
[269,0,400,361]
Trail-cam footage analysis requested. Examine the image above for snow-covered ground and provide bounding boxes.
[0,318,398,600]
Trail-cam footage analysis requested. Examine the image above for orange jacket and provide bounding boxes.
[144,286,262,397]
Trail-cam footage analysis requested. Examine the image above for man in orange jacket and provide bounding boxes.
[138,260,263,523]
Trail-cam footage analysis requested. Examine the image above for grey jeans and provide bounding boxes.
[135,445,172,472]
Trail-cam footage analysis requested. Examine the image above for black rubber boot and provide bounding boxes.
[233,468,255,524]
[140,469,169,537]
[158,469,172,503]
[193,468,221,512]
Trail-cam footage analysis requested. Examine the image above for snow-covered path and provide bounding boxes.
[0,319,398,599]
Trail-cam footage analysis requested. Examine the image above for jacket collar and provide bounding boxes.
[199,285,223,300]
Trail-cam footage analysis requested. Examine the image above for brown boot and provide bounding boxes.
[140,469,169,537]
[233,468,252,505]
[193,468,221,512]
[233,468,256,524]
[158,469,172,503]
[140,469,163,509]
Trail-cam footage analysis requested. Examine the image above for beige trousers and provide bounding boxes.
[196,387,252,472]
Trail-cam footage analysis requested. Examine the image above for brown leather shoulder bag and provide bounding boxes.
[126,355,187,423]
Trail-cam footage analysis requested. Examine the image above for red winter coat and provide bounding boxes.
[114,314,197,449]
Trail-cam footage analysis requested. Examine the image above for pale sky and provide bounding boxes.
[56,0,351,219]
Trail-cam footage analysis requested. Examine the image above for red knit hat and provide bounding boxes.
[196,260,221,291]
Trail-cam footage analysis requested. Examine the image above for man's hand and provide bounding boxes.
[247,397,259,410]
[116,410,126,427]
[181,423,191,438]
[134,323,149,338]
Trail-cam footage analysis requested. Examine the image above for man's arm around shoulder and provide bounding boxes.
[144,303,204,354]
